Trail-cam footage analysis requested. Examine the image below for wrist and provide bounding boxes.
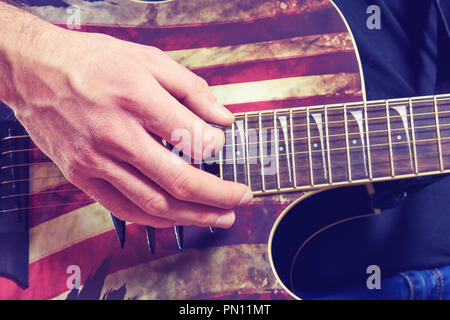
[0,3,69,113]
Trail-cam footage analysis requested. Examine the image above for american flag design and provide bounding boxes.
[0,0,363,299]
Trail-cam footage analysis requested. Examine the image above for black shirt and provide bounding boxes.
[328,0,450,282]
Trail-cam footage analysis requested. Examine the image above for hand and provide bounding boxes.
[0,8,253,228]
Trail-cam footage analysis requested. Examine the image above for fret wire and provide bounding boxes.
[364,101,373,179]
[274,110,281,190]
[244,113,251,187]
[219,149,224,179]
[231,122,237,182]
[289,109,297,188]
[409,98,419,174]
[324,105,332,183]
[306,107,314,186]
[258,112,266,192]
[434,96,444,171]
[343,104,352,181]
[386,100,395,177]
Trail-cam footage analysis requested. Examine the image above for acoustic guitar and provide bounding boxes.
[0,0,449,300]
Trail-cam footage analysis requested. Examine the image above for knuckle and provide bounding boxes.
[142,193,169,213]
[191,76,209,95]
[62,144,105,182]
[63,161,83,183]
[91,117,121,145]
[90,118,134,158]
[169,171,199,200]
[147,46,164,56]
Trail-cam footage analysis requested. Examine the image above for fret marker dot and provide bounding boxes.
[397,135,402,140]
[352,139,358,145]
[279,146,284,152]
[236,151,241,156]
[313,143,318,148]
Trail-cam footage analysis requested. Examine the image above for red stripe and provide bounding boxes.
[28,144,50,163]
[0,201,287,299]
[226,93,364,113]
[193,51,359,86]
[58,7,346,51]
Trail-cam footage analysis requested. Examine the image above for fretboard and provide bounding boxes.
[203,94,450,195]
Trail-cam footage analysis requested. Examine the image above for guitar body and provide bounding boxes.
[0,0,365,299]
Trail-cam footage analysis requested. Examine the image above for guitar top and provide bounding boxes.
[0,0,364,300]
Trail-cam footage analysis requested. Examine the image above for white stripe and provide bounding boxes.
[28,0,331,27]
[30,162,67,193]
[30,203,114,262]
[166,33,352,68]
[211,73,361,105]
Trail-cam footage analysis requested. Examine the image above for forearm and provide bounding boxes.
[0,1,63,111]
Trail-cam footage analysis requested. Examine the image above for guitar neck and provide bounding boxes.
[204,93,450,195]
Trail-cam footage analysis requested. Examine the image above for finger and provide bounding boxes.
[115,128,253,209]
[127,76,225,160]
[140,46,234,126]
[79,177,175,228]
[98,159,237,228]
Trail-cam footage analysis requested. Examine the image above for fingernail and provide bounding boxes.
[215,211,235,228]
[238,190,253,206]
[214,103,234,121]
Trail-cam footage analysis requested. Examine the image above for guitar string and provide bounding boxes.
[225,109,450,141]
[3,99,450,143]
[0,200,95,214]
[1,147,442,199]
[231,96,450,121]
[2,133,442,199]
[2,120,446,159]
[3,108,450,158]
[0,135,448,206]
[1,105,449,203]
[2,122,449,170]
[1,153,445,215]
